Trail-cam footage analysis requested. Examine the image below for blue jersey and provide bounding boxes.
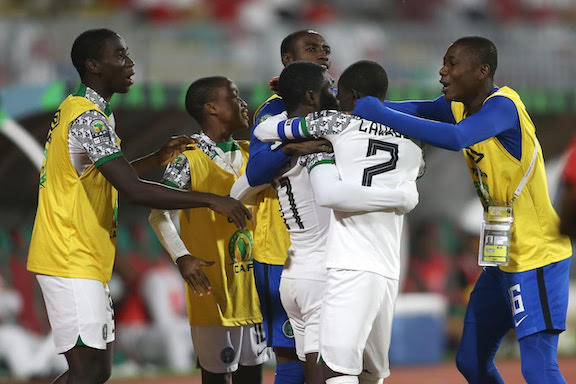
[246,95,290,186]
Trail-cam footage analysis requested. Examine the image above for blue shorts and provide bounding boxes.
[464,257,571,339]
[253,260,295,348]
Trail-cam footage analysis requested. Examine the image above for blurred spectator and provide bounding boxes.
[113,224,194,373]
[0,275,67,379]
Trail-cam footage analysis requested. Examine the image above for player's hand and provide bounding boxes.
[268,76,280,93]
[282,139,333,156]
[156,136,199,166]
[209,195,252,229]
[396,181,419,215]
[176,254,214,295]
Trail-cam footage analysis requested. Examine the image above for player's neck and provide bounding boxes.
[288,105,317,119]
[202,126,233,143]
[83,80,113,102]
[465,81,495,116]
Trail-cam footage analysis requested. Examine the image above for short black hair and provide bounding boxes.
[280,29,320,56]
[338,60,389,101]
[185,76,229,124]
[453,36,498,77]
[71,29,119,79]
[277,61,327,113]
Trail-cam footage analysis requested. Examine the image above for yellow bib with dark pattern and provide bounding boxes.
[452,86,571,272]
[252,94,291,265]
[179,142,262,326]
[28,95,119,283]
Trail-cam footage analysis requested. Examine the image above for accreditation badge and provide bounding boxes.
[478,205,513,267]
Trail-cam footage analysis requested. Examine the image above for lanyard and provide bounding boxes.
[473,142,539,206]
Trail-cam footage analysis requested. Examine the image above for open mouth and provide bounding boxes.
[126,71,135,85]
[241,109,249,121]
[440,81,449,93]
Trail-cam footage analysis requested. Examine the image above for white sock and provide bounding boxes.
[326,375,359,384]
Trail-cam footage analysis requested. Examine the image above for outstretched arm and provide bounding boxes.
[130,135,198,176]
[309,162,419,214]
[98,157,251,228]
[384,96,455,122]
[353,96,518,151]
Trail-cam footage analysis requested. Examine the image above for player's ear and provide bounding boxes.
[281,53,292,67]
[478,63,490,80]
[351,89,361,102]
[85,58,100,76]
[204,102,217,117]
[304,89,318,107]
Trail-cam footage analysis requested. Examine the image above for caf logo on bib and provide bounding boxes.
[228,229,254,274]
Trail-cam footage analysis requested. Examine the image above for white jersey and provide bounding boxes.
[265,113,333,281]
[255,110,423,280]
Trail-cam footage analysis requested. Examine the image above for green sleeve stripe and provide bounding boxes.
[163,180,179,188]
[300,118,310,137]
[94,151,124,167]
[308,159,335,172]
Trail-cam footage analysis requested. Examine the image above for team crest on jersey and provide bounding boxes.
[220,347,235,363]
[282,320,294,338]
[228,229,254,274]
[258,114,272,124]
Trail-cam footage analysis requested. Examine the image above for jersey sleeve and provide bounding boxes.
[245,99,291,186]
[69,110,123,167]
[148,209,190,263]
[300,152,335,172]
[353,95,519,152]
[254,110,353,142]
[385,96,456,123]
[162,154,191,190]
[309,163,419,214]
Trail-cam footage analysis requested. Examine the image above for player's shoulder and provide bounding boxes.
[254,95,286,126]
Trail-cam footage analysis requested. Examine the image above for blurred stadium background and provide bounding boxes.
[0,0,576,382]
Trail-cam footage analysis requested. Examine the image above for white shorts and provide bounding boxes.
[319,269,398,379]
[279,277,324,361]
[190,323,269,374]
[36,275,115,354]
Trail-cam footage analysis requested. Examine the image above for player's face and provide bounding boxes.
[318,72,339,110]
[286,33,331,69]
[439,43,484,103]
[97,35,135,95]
[213,80,250,133]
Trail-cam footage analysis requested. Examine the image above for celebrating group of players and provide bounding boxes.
[26,26,572,384]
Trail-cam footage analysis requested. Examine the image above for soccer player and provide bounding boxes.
[148,77,267,384]
[233,61,418,384]
[254,60,424,384]
[353,36,572,384]
[26,29,251,384]
[245,29,332,384]
[559,137,576,237]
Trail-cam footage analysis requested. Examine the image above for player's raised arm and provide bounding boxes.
[353,95,518,151]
